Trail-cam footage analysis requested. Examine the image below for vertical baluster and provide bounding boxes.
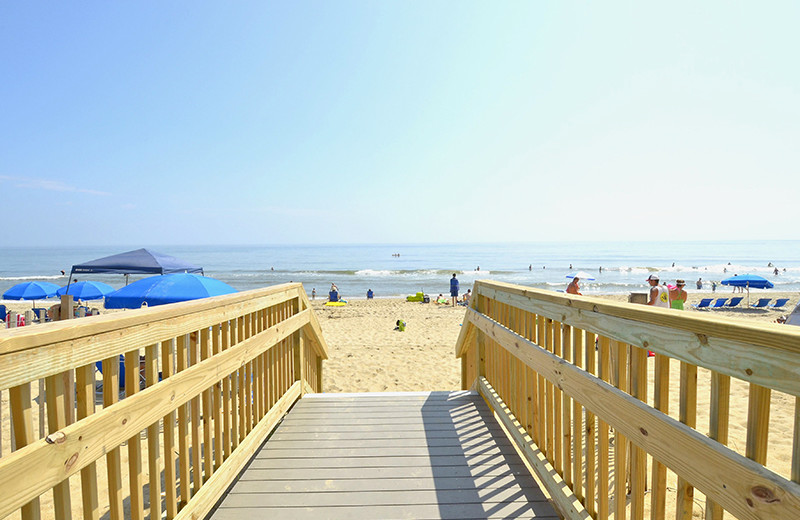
[212,324,223,471]
[221,321,232,460]
[571,328,584,505]
[614,340,629,520]
[145,343,162,520]
[584,331,597,517]
[200,328,213,482]
[561,324,573,488]
[746,383,771,463]
[676,361,698,520]
[76,363,99,520]
[545,319,555,466]
[46,370,73,520]
[102,357,123,520]
[552,320,563,477]
[705,370,730,520]
[189,332,202,494]
[651,353,671,520]
[161,339,178,519]
[629,345,647,520]
[9,382,42,520]
[237,316,246,443]
[176,335,191,506]
[125,349,145,520]
[597,336,610,520]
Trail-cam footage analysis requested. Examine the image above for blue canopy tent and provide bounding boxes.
[68,248,203,288]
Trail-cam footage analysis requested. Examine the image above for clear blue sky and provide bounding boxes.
[2,2,798,247]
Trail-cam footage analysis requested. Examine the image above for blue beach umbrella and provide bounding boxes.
[721,274,773,306]
[57,281,116,300]
[104,273,237,309]
[567,271,596,281]
[3,281,60,301]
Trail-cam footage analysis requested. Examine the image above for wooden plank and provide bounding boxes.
[629,345,647,520]
[76,363,99,520]
[232,474,537,491]
[238,464,533,480]
[212,503,559,520]
[45,372,71,520]
[144,343,162,520]
[651,353,670,520]
[176,334,191,506]
[102,357,123,520]
[255,444,521,459]
[706,370,731,520]
[466,309,800,520]
[125,349,145,520]
[9,383,42,520]
[160,339,178,520]
[676,360,698,520]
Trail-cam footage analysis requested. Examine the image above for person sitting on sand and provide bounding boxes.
[566,277,582,295]
[669,279,687,310]
[366,289,374,299]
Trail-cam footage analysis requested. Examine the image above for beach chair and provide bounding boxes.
[691,298,714,310]
[769,298,790,309]
[725,297,744,308]
[0,305,6,322]
[710,298,728,309]
[751,298,771,308]
[32,307,49,323]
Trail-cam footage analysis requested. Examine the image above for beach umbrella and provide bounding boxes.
[3,281,60,300]
[56,281,115,300]
[567,271,596,281]
[104,273,236,309]
[720,274,773,306]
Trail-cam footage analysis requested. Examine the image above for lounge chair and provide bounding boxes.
[751,298,771,308]
[0,304,6,322]
[725,297,744,308]
[710,298,728,309]
[32,307,49,323]
[691,298,714,310]
[769,298,790,309]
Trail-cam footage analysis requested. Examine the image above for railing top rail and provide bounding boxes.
[472,279,800,353]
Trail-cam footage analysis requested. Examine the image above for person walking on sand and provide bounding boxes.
[646,274,670,308]
[450,273,459,307]
[670,279,688,310]
[566,277,582,295]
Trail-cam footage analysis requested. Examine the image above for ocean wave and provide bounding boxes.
[0,275,65,281]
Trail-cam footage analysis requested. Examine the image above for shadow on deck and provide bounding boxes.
[209,391,559,520]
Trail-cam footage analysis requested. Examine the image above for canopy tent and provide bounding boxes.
[69,248,203,287]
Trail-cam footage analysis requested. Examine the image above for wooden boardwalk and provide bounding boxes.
[209,391,560,519]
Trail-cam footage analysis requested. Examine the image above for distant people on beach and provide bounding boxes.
[670,280,687,310]
[646,274,669,307]
[696,278,703,290]
[329,284,339,302]
[311,288,316,300]
[60,270,65,275]
[476,266,480,271]
[711,281,716,292]
[569,264,573,270]
[450,274,459,307]
[529,264,532,271]
[566,277,582,296]
[774,268,779,275]
[462,289,471,304]
[367,289,374,299]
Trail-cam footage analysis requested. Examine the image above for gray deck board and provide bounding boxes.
[208,391,559,520]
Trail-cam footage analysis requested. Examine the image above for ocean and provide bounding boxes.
[1,241,798,300]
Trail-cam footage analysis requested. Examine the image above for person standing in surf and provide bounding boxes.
[450,273,459,307]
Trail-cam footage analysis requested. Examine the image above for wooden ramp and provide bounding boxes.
[209,391,560,520]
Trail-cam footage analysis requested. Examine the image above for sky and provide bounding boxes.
[1,2,799,247]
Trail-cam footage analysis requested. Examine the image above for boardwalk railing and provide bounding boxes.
[0,282,327,520]
[456,280,800,520]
